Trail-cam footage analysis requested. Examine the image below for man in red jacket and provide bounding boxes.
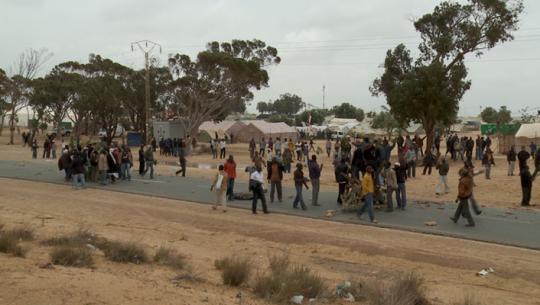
[224,155,237,201]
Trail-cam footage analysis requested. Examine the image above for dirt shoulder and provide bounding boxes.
[0,178,539,305]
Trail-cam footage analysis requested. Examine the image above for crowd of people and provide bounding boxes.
[24,130,538,224]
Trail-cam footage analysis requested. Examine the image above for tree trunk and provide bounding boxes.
[9,112,15,145]
[0,114,5,136]
[424,122,435,155]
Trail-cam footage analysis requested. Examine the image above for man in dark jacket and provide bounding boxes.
[71,152,86,189]
[335,158,350,205]
[451,167,475,226]
[267,157,284,203]
[520,165,535,206]
[58,150,72,182]
[351,146,364,179]
[507,146,517,176]
[308,155,323,206]
[517,146,530,171]
[394,162,408,210]
[533,150,540,178]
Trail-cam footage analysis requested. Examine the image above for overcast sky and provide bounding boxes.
[1,0,539,116]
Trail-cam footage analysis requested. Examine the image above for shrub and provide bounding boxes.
[0,231,28,257]
[153,247,187,270]
[6,227,34,241]
[101,240,148,264]
[42,229,97,247]
[50,246,94,268]
[453,294,482,305]
[254,256,325,303]
[215,256,252,286]
[369,273,430,305]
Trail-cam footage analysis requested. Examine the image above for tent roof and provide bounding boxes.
[515,123,540,138]
[243,120,297,134]
[199,120,245,132]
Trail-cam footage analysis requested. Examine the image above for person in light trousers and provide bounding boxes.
[507,146,517,176]
[211,165,228,212]
[435,157,450,195]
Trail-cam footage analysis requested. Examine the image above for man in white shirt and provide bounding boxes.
[219,139,227,159]
[250,165,269,214]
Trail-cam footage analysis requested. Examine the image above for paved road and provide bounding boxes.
[1,159,539,249]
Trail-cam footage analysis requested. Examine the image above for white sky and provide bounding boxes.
[1,0,539,116]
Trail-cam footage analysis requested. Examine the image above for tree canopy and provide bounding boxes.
[371,0,523,152]
[331,102,365,122]
[480,106,512,128]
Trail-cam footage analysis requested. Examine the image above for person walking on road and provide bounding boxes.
[382,161,397,212]
[250,165,269,214]
[325,138,332,158]
[211,165,228,212]
[293,163,309,210]
[219,139,227,159]
[224,155,236,201]
[507,146,517,176]
[482,147,495,179]
[451,167,475,227]
[435,157,450,195]
[335,158,350,205]
[175,145,187,177]
[267,157,284,203]
[520,165,535,206]
[71,152,86,190]
[307,154,323,206]
[357,166,377,223]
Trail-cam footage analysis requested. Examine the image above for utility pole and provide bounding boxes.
[131,40,162,144]
[322,85,326,110]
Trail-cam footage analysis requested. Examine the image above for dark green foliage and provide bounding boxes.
[331,103,365,122]
[480,106,512,128]
[50,246,94,268]
[153,247,187,270]
[214,256,252,286]
[253,256,325,302]
[371,0,523,153]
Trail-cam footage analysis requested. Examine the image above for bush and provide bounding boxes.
[101,240,148,264]
[0,231,28,257]
[254,256,325,303]
[369,273,430,305]
[42,229,97,247]
[453,294,482,305]
[215,256,252,286]
[50,246,94,268]
[7,227,34,241]
[153,247,187,270]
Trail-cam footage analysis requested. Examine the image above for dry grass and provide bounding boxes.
[50,246,94,268]
[153,247,187,270]
[0,231,27,257]
[253,256,325,303]
[42,229,97,247]
[453,294,482,305]
[214,256,252,287]
[369,273,430,305]
[100,240,148,264]
[6,227,34,241]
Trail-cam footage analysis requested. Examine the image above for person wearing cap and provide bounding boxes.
[357,166,376,223]
[451,167,475,227]
[293,163,309,210]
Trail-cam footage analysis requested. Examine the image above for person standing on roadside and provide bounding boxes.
[267,157,284,203]
[482,147,495,179]
[175,142,187,177]
[517,146,530,171]
[98,150,109,185]
[435,157,450,195]
[406,145,417,178]
[143,145,155,179]
[71,152,86,190]
[394,161,408,210]
[219,138,227,159]
[451,167,475,227]
[250,165,269,214]
[293,163,309,210]
[31,139,38,159]
[224,155,236,201]
[307,155,323,206]
[507,146,517,176]
[249,138,256,160]
[533,149,540,178]
[120,146,133,181]
[211,165,228,212]
[138,144,145,176]
[357,166,377,223]
[520,165,535,206]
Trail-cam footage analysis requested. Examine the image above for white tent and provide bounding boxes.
[515,123,540,139]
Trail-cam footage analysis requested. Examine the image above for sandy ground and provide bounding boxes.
[0,178,539,305]
[2,132,538,209]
